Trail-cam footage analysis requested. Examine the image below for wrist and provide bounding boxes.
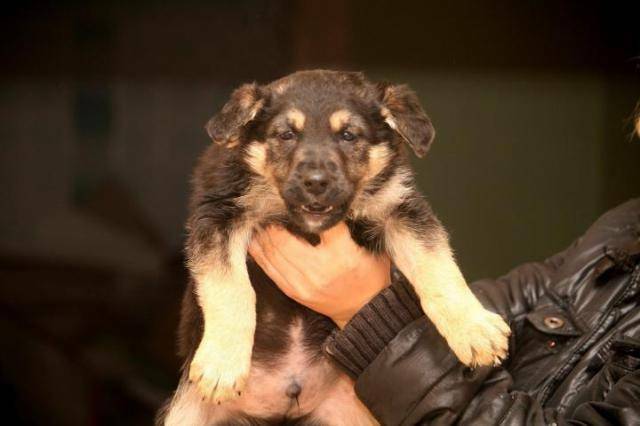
[324,269,423,378]
[331,280,391,328]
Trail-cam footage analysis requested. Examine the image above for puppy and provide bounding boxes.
[161,70,510,425]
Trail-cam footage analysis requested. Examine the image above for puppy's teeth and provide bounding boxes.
[301,205,333,214]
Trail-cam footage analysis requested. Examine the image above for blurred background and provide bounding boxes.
[1,0,639,424]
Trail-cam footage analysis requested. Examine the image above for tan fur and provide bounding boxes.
[329,109,352,132]
[189,225,257,403]
[286,108,306,131]
[238,181,287,222]
[245,141,268,176]
[186,148,289,404]
[247,100,264,121]
[364,144,393,182]
[243,142,289,220]
[379,106,396,130]
[384,223,510,367]
[350,167,413,221]
[380,106,415,147]
[225,138,241,148]
[164,381,210,426]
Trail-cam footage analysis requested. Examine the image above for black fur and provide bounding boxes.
[163,70,444,425]
[346,218,385,254]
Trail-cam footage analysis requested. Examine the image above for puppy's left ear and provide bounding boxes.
[378,83,435,158]
[205,83,264,146]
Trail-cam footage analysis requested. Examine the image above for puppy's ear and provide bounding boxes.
[378,83,435,158]
[205,83,264,146]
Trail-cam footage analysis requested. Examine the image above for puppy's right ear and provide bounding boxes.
[205,83,264,146]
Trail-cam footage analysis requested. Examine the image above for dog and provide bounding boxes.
[159,70,511,425]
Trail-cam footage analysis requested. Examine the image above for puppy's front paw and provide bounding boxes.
[188,335,252,404]
[446,308,511,367]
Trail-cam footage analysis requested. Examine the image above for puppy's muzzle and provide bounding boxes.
[295,158,339,202]
[301,168,330,196]
[281,150,352,232]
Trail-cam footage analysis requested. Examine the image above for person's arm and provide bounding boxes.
[326,269,640,426]
[319,268,545,425]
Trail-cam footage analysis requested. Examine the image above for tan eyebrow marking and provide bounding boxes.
[329,109,352,132]
[286,108,306,131]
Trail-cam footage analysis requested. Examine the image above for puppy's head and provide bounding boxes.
[205,70,435,233]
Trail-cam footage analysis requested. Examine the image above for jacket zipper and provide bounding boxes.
[538,264,640,406]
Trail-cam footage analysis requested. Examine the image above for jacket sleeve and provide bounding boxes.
[323,272,533,425]
[325,274,640,425]
[324,198,640,426]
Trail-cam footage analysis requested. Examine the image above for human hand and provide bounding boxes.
[248,222,391,328]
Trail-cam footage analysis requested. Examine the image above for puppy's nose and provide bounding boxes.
[302,170,328,195]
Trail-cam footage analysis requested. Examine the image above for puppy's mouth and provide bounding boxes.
[300,203,334,215]
[294,202,345,232]
[281,183,353,232]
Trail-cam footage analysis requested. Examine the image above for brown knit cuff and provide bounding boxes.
[323,268,423,378]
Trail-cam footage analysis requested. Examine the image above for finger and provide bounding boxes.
[253,229,297,271]
[248,236,300,299]
[260,227,307,275]
[254,229,314,299]
[264,227,329,282]
[264,224,354,286]
[267,226,336,268]
[263,225,312,253]
[247,238,264,263]
[266,229,329,292]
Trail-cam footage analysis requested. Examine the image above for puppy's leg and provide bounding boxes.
[385,200,510,367]
[161,373,241,426]
[161,376,210,425]
[188,224,256,403]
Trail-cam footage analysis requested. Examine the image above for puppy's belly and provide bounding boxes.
[166,261,377,425]
[197,318,375,425]
[223,319,340,418]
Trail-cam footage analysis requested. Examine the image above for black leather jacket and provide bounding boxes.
[325,199,640,425]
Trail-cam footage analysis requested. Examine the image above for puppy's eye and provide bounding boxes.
[278,131,296,141]
[340,131,356,141]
